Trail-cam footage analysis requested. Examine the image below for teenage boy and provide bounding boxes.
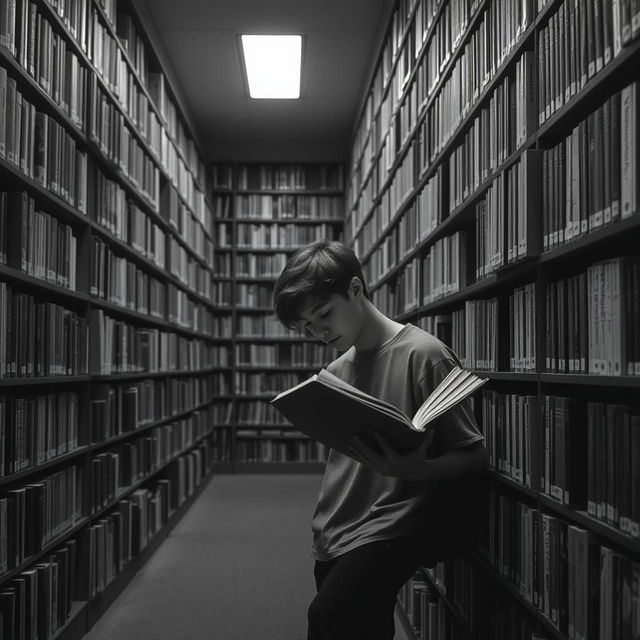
[273,240,486,640]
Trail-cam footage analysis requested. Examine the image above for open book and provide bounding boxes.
[271,366,488,456]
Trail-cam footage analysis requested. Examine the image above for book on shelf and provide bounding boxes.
[271,366,487,456]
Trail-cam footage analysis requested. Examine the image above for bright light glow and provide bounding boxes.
[241,35,302,99]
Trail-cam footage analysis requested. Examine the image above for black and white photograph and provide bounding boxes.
[0,0,639,638]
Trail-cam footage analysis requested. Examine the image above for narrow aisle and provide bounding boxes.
[84,474,323,640]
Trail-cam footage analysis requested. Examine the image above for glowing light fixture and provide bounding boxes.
[241,35,302,99]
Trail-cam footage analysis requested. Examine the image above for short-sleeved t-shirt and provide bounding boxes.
[310,323,484,561]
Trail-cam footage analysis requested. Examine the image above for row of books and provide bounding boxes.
[546,257,639,376]
[146,71,210,191]
[352,0,441,167]
[2,0,211,210]
[205,373,230,396]
[90,7,144,126]
[92,8,194,195]
[542,82,639,251]
[403,0,526,193]
[92,175,168,267]
[0,292,226,378]
[234,371,307,396]
[210,281,232,307]
[357,0,488,200]
[481,389,640,541]
[0,70,89,211]
[0,440,211,640]
[448,51,536,211]
[210,315,232,338]
[374,252,638,377]
[349,0,635,241]
[452,288,534,372]
[114,11,148,87]
[90,236,165,316]
[479,488,640,638]
[481,391,536,491]
[214,222,232,248]
[476,151,539,276]
[88,412,212,513]
[236,315,298,339]
[79,443,210,602]
[452,297,502,372]
[90,243,217,330]
[236,164,344,192]
[0,283,86,377]
[167,237,213,300]
[1,192,78,290]
[88,77,160,208]
[585,401,640,537]
[537,0,634,127]
[92,169,151,255]
[423,558,475,629]
[167,284,216,335]
[88,309,220,375]
[234,194,344,221]
[160,184,214,265]
[234,343,332,368]
[350,166,442,260]
[209,403,233,426]
[93,5,210,210]
[0,392,79,476]
[1,464,81,572]
[369,231,468,315]
[210,427,232,462]
[234,438,326,464]
[89,378,221,443]
[234,252,288,279]
[4,1,87,129]
[399,571,468,640]
[0,538,77,640]
[235,222,340,250]
[235,282,278,309]
[208,345,230,368]
[363,149,538,296]
[235,401,285,426]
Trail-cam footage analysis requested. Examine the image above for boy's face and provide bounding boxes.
[295,279,365,352]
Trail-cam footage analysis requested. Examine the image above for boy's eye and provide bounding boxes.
[319,308,332,319]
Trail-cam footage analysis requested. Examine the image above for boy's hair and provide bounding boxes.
[273,240,369,329]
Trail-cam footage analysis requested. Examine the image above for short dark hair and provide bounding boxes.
[273,240,369,329]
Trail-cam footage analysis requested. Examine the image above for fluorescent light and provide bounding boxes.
[241,35,301,99]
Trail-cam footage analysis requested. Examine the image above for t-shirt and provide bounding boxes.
[310,323,485,561]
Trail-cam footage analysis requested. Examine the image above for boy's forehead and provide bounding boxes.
[297,294,332,319]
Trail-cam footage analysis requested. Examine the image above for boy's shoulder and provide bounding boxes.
[326,324,455,375]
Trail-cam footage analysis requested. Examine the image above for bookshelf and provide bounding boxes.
[210,163,345,472]
[347,0,640,638]
[0,0,225,638]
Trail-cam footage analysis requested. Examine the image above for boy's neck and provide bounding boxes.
[353,300,405,352]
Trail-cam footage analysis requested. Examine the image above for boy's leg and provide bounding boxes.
[307,535,424,640]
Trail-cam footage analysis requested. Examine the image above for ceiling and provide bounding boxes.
[136,0,392,164]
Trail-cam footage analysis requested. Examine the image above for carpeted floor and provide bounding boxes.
[83,473,410,640]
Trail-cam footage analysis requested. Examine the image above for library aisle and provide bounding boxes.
[82,474,322,640]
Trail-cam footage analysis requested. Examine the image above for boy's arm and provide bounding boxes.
[348,434,487,483]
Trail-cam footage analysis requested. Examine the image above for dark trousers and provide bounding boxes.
[307,533,428,640]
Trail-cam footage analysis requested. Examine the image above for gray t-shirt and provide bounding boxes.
[311,323,484,561]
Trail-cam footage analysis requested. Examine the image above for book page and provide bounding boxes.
[412,367,488,430]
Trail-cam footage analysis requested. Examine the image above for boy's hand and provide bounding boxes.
[347,432,433,482]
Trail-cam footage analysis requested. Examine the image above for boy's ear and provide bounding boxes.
[349,277,364,300]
